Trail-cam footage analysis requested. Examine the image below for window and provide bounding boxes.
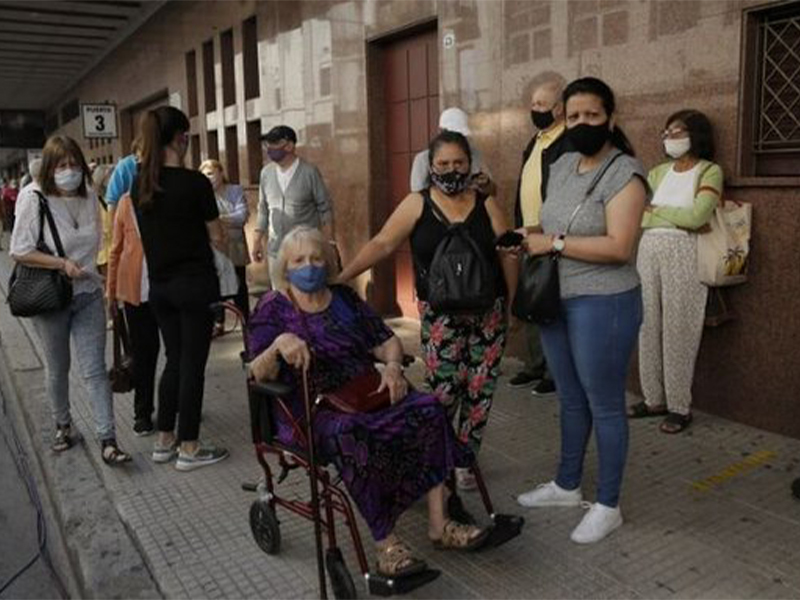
[504,1,552,66]
[221,29,236,107]
[225,125,239,184]
[319,65,331,97]
[191,134,200,169]
[740,2,800,177]
[568,0,631,56]
[186,50,198,117]
[207,129,219,161]
[246,120,262,184]
[243,16,260,100]
[202,39,216,113]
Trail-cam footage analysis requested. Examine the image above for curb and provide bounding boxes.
[0,251,161,599]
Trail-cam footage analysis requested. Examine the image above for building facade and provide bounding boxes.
[42,0,800,437]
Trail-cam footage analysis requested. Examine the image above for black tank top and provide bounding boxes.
[410,189,506,302]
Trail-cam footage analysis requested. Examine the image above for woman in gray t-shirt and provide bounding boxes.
[515,77,648,545]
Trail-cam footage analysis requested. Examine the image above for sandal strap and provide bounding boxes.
[102,440,131,463]
[441,520,482,547]
[377,541,415,574]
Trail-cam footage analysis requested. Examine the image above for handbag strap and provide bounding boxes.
[32,191,68,258]
[562,151,625,236]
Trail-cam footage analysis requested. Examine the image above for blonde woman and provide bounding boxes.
[199,159,250,330]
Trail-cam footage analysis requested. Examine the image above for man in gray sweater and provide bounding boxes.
[252,125,334,281]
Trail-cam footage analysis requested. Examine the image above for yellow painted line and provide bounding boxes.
[691,450,776,492]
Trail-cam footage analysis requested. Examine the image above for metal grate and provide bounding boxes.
[756,12,800,153]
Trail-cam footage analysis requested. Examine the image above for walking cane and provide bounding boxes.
[301,367,328,599]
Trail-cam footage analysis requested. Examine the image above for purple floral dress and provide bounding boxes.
[248,285,465,541]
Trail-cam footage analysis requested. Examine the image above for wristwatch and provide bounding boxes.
[552,234,566,254]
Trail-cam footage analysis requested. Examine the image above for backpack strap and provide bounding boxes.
[421,188,452,227]
[32,190,68,258]
[422,188,486,229]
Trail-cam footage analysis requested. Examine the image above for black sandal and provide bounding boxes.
[101,439,132,465]
[660,412,693,434]
[52,424,74,452]
[627,401,668,419]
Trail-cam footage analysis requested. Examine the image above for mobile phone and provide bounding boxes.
[495,230,524,248]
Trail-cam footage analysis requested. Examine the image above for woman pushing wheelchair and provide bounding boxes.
[247,226,488,578]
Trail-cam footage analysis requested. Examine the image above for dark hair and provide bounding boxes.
[427,130,472,167]
[135,106,189,209]
[38,135,91,197]
[665,109,715,161]
[563,77,636,156]
[262,125,297,145]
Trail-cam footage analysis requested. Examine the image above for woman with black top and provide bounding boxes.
[133,106,229,471]
[338,131,516,491]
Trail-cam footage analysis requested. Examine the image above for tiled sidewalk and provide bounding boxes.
[71,324,800,599]
[0,232,797,600]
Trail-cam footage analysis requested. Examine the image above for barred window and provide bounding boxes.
[741,1,800,177]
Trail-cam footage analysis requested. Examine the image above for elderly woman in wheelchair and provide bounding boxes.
[248,226,488,578]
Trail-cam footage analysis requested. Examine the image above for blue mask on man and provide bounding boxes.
[286,265,328,293]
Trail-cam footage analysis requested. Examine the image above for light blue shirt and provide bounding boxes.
[106,154,138,207]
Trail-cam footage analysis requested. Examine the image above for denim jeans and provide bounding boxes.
[32,289,116,440]
[540,287,642,507]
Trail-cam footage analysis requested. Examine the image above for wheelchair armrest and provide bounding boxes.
[250,380,295,398]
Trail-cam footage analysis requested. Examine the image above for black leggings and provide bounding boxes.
[149,273,218,442]
[124,302,160,421]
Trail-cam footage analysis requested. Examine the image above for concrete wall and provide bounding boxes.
[48,0,800,437]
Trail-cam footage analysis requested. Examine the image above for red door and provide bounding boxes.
[382,29,439,317]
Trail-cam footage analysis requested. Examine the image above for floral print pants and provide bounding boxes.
[419,298,507,456]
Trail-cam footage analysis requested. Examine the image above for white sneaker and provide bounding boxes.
[570,503,622,544]
[517,481,582,507]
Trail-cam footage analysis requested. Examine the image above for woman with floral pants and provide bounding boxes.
[420,298,507,464]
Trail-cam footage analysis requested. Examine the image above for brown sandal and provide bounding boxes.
[101,439,132,466]
[431,520,490,551]
[375,540,427,578]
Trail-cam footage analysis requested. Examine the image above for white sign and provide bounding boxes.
[443,32,456,49]
[81,104,118,139]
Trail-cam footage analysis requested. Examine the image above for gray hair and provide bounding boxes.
[272,226,340,293]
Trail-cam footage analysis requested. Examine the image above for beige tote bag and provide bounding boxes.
[697,200,752,287]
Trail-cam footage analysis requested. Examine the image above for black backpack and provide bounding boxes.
[421,190,496,313]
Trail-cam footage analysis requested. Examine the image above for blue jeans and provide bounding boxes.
[540,287,642,507]
[32,289,116,440]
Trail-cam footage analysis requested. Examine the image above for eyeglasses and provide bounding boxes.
[661,127,688,139]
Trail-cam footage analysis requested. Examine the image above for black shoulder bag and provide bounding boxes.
[8,192,74,317]
[512,152,623,325]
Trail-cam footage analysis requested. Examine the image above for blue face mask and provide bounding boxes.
[286,264,328,293]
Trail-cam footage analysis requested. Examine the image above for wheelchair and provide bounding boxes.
[226,301,524,598]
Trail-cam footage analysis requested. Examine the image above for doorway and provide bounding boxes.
[369,24,439,317]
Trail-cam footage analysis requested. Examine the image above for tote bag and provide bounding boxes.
[697,200,751,287]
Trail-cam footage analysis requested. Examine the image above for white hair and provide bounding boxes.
[272,226,340,293]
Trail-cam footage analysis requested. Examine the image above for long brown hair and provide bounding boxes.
[135,106,190,210]
[38,136,91,197]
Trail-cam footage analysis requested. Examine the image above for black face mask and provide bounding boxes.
[567,122,611,156]
[430,170,470,196]
[531,109,555,130]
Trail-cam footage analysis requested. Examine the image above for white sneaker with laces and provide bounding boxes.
[570,502,622,544]
[517,481,582,507]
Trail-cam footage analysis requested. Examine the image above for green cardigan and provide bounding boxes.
[642,160,724,230]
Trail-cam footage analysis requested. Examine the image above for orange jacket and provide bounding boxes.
[107,193,145,305]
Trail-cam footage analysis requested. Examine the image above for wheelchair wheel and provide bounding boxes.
[326,547,357,599]
[250,500,281,555]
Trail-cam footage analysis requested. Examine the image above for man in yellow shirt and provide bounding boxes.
[510,77,571,396]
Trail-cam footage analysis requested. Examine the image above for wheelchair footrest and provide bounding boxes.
[476,514,524,551]
[368,568,440,596]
